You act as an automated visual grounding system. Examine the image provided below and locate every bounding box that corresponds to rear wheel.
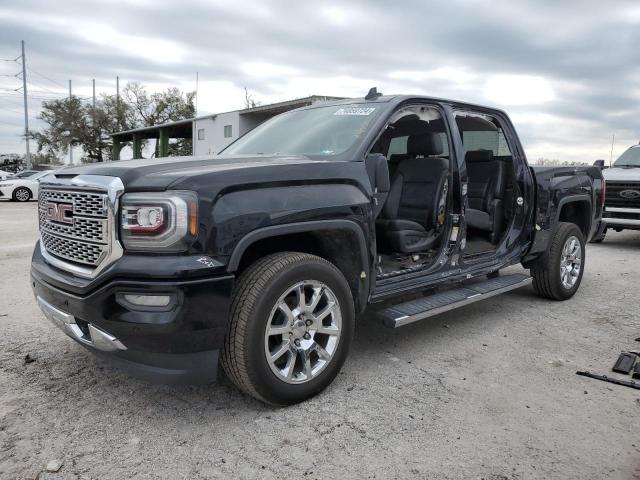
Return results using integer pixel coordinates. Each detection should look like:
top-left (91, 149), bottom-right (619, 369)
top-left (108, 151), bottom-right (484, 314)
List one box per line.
top-left (221, 252), bottom-right (354, 405)
top-left (13, 187), bottom-right (31, 202)
top-left (531, 222), bottom-right (585, 300)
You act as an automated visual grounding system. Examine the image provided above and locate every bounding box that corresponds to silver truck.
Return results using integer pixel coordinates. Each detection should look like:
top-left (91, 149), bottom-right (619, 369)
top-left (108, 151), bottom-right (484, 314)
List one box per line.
top-left (592, 143), bottom-right (640, 242)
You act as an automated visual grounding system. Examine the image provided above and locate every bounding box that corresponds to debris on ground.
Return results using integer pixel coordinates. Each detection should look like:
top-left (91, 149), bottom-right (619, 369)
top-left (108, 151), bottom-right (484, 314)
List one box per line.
top-left (46, 459), bottom-right (63, 472)
top-left (548, 359), bottom-right (564, 367)
top-left (576, 371), bottom-right (640, 391)
top-left (23, 354), bottom-right (36, 365)
top-left (612, 352), bottom-right (637, 374)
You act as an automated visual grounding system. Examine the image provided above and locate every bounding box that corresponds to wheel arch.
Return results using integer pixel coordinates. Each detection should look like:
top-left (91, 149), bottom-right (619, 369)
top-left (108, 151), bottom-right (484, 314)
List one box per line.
top-left (556, 195), bottom-right (591, 238)
top-left (13, 185), bottom-right (33, 201)
top-left (227, 220), bottom-right (371, 313)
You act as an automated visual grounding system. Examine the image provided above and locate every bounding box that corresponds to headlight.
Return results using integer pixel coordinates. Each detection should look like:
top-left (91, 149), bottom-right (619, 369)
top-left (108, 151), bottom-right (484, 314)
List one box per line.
top-left (120, 191), bottom-right (198, 251)
top-left (0, 183), bottom-right (14, 187)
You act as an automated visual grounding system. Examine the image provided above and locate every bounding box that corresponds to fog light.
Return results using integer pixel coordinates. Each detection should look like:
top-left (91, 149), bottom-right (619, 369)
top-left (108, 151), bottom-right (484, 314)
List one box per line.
top-left (123, 294), bottom-right (172, 307)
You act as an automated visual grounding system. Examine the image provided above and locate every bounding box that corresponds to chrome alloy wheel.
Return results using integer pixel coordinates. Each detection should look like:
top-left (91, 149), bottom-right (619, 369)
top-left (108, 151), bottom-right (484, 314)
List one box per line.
top-left (560, 235), bottom-right (582, 289)
top-left (15, 188), bottom-right (30, 202)
top-left (264, 281), bottom-right (342, 384)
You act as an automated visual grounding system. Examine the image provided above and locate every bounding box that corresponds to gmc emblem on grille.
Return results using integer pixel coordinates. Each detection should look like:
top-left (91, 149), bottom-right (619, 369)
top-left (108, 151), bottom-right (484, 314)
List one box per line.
top-left (46, 202), bottom-right (73, 225)
top-left (619, 189), bottom-right (640, 200)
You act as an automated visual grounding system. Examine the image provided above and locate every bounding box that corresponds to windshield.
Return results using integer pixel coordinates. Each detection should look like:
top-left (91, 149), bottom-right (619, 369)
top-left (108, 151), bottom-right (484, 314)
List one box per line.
top-left (32, 171), bottom-right (53, 180)
top-left (613, 146), bottom-right (640, 167)
top-left (13, 170), bottom-right (37, 178)
top-left (221, 104), bottom-right (381, 158)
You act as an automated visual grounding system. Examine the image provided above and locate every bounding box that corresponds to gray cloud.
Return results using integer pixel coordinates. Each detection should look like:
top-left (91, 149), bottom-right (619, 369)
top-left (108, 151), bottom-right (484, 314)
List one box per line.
top-left (0, 0), bottom-right (638, 161)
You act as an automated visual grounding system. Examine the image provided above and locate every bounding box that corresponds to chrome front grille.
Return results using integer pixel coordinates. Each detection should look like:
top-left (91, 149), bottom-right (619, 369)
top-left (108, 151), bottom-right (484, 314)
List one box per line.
top-left (37, 176), bottom-right (124, 278)
top-left (38, 188), bottom-right (109, 267)
top-left (39, 189), bottom-right (107, 217)
top-left (38, 207), bottom-right (108, 243)
top-left (41, 231), bottom-right (106, 265)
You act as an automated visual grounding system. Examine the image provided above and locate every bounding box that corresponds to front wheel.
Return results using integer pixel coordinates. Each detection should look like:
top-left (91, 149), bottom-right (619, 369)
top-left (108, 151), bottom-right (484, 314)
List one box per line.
top-left (531, 222), bottom-right (585, 300)
top-left (13, 187), bottom-right (31, 202)
top-left (220, 252), bottom-right (355, 405)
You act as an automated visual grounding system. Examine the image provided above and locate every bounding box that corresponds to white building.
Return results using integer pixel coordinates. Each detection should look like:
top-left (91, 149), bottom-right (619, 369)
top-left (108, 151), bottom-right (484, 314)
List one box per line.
top-left (111, 95), bottom-right (342, 160)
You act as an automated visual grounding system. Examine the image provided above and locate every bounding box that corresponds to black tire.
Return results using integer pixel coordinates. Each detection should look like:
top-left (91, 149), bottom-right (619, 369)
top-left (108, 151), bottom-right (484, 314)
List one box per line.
top-left (531, 222), bottom-right (585, 300)
top-left (12, 187), bottom-right (31, 202)
top-left (589, 222), bottom-right (607, 243)
top-left (220, 252), bottom-right (355, 406)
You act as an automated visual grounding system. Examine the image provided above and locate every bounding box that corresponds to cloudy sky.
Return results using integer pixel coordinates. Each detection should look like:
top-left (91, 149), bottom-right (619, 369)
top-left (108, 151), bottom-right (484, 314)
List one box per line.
top-left (0, 0), bottom-right (638, 163)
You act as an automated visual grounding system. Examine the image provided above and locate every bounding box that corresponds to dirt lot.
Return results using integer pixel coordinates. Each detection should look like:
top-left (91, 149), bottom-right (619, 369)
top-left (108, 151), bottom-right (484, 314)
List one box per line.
top-left (0, 200), bottom-right (638, 479)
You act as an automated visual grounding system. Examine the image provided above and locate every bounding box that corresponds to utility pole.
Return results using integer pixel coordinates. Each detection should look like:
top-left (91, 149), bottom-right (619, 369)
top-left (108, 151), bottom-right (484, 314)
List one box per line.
top-left (68, 79), bottom-right (73, 165)
top-left (195, 71), bottom-right (199, 117)
top-left (610, 133), bottom-right (615, 167)
top-left (92, 78), bottom-right (96, 113)
top-left (20, 41), bottom-right (31, 169)
top-left (116, 75), bottom-right (120, 129)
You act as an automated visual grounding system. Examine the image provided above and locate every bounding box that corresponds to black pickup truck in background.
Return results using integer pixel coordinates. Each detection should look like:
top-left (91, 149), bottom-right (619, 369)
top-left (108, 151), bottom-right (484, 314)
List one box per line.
top-left (31, 90), bottom-right (603, 405)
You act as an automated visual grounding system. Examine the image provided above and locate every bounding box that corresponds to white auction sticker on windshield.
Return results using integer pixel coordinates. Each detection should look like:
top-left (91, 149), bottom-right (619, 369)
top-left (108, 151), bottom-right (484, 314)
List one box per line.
top-left (334, 107), bottom-right (376, 116)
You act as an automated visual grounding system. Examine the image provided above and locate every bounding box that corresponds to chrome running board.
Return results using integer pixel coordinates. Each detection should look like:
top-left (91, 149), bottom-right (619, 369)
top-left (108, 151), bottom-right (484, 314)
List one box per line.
top-left (377, 273), bottom-right (532, 328)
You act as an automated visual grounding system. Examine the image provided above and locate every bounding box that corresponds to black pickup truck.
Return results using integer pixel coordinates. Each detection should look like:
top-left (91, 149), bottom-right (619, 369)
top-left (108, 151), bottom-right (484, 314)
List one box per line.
top-left (31, 91), bottom-right (603, 405)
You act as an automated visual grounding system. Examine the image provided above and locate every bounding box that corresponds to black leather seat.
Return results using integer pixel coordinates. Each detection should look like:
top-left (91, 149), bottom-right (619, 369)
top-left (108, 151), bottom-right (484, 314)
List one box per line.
top-left (465, 150), bottom-right (506, 242)
top-left (376, 133), bottom-right (449, 253)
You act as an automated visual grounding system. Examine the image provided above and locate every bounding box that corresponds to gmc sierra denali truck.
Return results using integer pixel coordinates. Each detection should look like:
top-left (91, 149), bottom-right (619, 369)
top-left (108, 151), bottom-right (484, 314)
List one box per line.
top-left (31, 91), bottom-right (603, 405)
top-left (591, 143), bottom-right (640, 242)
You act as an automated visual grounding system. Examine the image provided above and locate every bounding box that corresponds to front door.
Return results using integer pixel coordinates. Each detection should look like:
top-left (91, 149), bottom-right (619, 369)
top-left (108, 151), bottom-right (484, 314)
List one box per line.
top-left (368, 104), bottom-right (456, 278)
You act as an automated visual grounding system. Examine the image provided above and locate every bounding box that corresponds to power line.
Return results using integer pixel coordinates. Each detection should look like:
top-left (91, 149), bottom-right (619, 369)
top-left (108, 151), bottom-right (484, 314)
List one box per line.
top-left (0, 96), bottom-right (23, 105)
top-left (0, 119), bottom-right (22, 126)
top-left (0, 106), bottom-right (24, 115)
top-left (26, 79), bottom-right (62, 95)
top-left (26, 66), bottom-right (66, 88)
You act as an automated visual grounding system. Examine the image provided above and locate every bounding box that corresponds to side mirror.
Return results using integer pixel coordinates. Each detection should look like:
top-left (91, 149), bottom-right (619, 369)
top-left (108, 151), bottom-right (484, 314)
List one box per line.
top-left (593, 159), bottom-right (607, 170)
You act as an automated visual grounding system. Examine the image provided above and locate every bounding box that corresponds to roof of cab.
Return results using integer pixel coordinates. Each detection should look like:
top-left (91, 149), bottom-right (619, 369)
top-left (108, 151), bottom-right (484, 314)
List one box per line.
top-left (298, 93), bottom-right (508, 117)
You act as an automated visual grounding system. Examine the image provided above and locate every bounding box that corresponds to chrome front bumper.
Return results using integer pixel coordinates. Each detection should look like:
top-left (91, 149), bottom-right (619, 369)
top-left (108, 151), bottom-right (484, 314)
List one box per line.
top-left (37, 296), bottom-right (127, 352)
top-left (602, 207), bottom-right (640, 226)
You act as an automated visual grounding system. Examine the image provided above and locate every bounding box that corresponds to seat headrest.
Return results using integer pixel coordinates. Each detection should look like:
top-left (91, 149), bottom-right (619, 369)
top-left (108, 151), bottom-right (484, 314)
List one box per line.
top-left (407, 133), bottom-right (443, 157)
top-left (465, 150), bottom-right (494, 163)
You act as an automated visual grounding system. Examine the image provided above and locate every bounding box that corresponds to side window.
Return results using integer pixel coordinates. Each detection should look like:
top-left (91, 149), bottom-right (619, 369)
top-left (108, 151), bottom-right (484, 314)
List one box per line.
top-left (371, 105), bottom-right (451, 161)
top-left (455, 112), bottom-right (513, 157)
top-left (461, 129), bottom-right (511, 156)
top-left (387, 136), bottom-right (408, 156)
top-left (224, 125), bottom-right (233, 138)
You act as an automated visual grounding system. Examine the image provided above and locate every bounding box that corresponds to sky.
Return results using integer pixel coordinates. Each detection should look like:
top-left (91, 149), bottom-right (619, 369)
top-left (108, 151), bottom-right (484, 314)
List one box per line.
top-left (0, 0), bottom-right (638, 164)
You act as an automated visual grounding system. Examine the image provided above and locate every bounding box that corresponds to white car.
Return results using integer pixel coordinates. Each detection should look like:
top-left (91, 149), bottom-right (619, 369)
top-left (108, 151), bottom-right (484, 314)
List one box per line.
top-left (0, 170), bottom-right (13, 180)
top-left (0, 170), bottom-right (55, 202)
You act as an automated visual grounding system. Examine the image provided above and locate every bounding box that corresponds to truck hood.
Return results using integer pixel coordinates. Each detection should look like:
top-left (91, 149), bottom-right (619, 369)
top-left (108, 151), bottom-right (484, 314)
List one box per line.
top-left (602, 167), bottom-right (640, 182)
top-left (53, 154), bottom-right (323, 190)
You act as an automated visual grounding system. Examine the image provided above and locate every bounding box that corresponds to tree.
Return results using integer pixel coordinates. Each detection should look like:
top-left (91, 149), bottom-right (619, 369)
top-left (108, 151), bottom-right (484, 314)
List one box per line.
top-left (122, 82), bottom-right (195, 157)
top-left (32, 153), bottom-right (62, 168)
top-left (31, 94), bottom-right (135, 163)
top-left (32, 82), bottom-right (195, 162)
top-left (244, 87), bottom-right (260, 109)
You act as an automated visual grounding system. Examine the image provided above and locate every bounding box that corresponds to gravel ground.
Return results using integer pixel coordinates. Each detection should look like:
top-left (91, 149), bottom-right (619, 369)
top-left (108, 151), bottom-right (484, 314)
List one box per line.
top-left (1, 201), bottom-right (639, 479)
